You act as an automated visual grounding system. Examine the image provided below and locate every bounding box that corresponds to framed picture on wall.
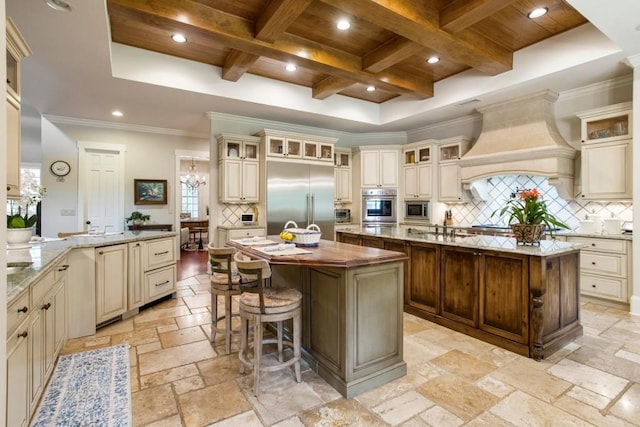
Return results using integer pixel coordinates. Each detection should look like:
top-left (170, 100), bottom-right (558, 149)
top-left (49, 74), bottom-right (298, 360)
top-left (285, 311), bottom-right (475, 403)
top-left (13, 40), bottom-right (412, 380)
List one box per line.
top-left (134, 179), bottom-right (167, 205)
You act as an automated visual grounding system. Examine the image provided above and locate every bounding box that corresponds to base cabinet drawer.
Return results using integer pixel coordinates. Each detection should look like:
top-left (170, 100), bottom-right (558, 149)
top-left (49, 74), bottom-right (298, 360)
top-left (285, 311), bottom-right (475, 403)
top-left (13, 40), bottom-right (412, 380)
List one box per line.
top-left (580, 252), bottom-right (625, 276)
top-left (144, 238), bottom-right (176, 271)
top-left (8, 292), bottom-right (30, 338)
top-left (145, 264), bottom-right (177, 302)
top-left (580, 273), bottom-right (627, 301)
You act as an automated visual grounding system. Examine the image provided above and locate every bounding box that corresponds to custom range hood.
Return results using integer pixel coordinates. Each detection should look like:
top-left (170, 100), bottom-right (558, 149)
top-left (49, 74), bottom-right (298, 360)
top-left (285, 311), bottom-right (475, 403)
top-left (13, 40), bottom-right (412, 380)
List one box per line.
top-left (459, 90), bottom-right (577, 199)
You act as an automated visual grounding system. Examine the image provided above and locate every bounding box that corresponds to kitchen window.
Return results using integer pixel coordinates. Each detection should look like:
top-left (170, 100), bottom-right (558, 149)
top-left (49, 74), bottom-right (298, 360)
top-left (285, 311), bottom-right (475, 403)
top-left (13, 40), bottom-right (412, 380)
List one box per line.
top-left (180, 183), bottom-right (199, 218)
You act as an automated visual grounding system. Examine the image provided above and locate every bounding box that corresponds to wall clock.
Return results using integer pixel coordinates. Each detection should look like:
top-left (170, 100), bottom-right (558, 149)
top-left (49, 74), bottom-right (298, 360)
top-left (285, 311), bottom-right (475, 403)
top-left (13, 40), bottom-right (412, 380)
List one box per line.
top-left (50, 160), bottom-right (71, 181)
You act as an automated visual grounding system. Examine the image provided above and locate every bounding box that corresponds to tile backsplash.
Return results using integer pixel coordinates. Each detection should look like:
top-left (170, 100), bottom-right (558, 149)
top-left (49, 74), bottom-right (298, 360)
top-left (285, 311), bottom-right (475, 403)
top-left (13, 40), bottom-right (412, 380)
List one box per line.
top-left (449, 175), bottom-right (632, 230)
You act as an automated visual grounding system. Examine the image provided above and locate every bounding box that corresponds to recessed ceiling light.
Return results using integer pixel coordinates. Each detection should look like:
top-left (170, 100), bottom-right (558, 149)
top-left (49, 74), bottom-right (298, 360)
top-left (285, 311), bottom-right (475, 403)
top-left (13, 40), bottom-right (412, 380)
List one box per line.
top-left (527, 7), bottom-right (548, 19)
top-left (44, 0), bottom-right (72, 12)
top-left (171, 33), bottom-right (188, 43)
top-left (427, 56), bottom-right (440, 64)
top-left (337, 19), bottom-right (351, 30)
top-left (112, 110), bottom-right (123, 117)
top-left (366, 86), bottom-right (376, 92)
top-left (285, 64), bottom-right (297, 72)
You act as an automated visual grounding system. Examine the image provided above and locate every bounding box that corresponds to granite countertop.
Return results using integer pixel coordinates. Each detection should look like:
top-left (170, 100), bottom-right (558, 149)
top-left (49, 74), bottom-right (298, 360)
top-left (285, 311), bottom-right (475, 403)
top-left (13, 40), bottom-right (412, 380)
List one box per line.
top-left (216, 224), bottom-right (265, 230)
top-left (338, 227), bottom-right (583, 257)
top-left (6, 230), bottom-right (176, 305)
top-left (554, 230), bottom-right (632, 241)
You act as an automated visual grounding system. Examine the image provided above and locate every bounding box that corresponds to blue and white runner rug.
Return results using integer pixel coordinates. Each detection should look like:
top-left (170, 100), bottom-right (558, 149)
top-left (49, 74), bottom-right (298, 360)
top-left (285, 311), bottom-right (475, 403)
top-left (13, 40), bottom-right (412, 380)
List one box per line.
top-left (31, 344), bottom-right (131, 427)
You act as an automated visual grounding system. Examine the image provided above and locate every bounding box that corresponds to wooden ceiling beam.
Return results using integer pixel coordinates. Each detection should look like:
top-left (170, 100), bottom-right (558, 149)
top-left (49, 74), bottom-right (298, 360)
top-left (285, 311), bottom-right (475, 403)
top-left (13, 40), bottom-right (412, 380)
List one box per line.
top-left (221, 49), bottom-right (260, 81)
top-left (440, 0), bottom-right (519, 33)
top-left (363, 36), bottom-right (424, 73)
top-left (319, 0), bottom-right (512, 75)
top-left (224, 0), bottom-right (312, 81)
top-left (109, 0), bottom-right (434, 97)
top-left (255, 0), bottom-right (314, 43)
top-left (312, 76), bottom-right (354, 99)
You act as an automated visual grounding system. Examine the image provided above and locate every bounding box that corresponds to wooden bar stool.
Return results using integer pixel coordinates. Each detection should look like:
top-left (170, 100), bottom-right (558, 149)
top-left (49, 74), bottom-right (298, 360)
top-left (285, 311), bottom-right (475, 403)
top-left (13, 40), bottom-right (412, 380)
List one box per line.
top-left (234, 252), bottom-right (302, 396)
top-left (208, 246), bottom-right (241, 354)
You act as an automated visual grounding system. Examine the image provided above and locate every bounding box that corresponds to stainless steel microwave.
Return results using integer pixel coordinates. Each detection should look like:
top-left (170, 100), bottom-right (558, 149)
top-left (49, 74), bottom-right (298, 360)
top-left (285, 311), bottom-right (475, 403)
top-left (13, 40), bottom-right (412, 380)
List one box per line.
top-left (335, 208), bottom-right (351, 223)
top-left (404, 200), bottom-right (429, 221)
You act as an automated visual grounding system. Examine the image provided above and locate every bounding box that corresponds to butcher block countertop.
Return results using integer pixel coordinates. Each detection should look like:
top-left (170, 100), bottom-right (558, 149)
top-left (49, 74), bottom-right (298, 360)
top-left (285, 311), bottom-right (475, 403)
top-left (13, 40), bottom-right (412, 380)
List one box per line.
top-left (226, 238), bottom-right (407, 268)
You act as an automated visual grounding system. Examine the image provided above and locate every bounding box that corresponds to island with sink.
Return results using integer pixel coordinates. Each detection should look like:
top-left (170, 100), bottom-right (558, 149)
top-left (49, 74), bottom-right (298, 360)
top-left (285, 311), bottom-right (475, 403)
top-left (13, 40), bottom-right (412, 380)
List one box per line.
top-left (336, 227), bottom-right (583, 361)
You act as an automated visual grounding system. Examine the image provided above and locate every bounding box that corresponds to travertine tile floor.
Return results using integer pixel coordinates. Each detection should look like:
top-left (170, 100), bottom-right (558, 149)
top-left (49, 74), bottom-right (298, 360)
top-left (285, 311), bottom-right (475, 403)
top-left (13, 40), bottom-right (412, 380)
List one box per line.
top-left (61, 274), bottom-right (640, 426)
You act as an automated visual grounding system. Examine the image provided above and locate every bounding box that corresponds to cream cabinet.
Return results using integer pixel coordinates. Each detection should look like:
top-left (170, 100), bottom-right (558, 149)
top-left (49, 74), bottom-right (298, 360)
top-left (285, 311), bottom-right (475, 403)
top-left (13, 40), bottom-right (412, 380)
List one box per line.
top-left (258, 129), bottom-right (337, 164)
top-left (334, 149), bottom-right (352, 202)
top-left (6, 18), bottom-right (32, 198)
top-left (128, 241), bottom-right (144, 310)
top-left (7, 316), bottom-right (29, 427)
top-left (437, 137), bottom-right (471, 202)
top-left (566, 236), bottom-right (631, 304)
top-left (96, 244), bottom-right (128, 324)
top-left (216, 227), bottom-right (266, 246)
top-left (361, 149), bottom-right (399, 188)
top-left (6, 257), bottom-right (68, 427)
top-left (303, 140), bottom-right (334, 162)
top-left (403, 144), bottom-right (432, 199)
top-left (335, 167), bottom-right (352, 202)
top-left (218, 134), bottom-right (260, 203)
top-left (576, 103), bottom-right (632, 200)
top-left (142, 237), bottom-right (177, 303)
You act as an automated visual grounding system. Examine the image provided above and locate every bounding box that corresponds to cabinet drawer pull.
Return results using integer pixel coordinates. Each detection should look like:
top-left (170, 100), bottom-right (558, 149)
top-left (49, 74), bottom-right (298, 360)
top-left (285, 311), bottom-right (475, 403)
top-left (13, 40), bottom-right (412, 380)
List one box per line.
top-left (18, 331), bottom-right (28, 338)
top-left (17, 306), bottom-right (28, 313)
top-left (154, 251), bottom-right (169, 256)
top-left (58, 264), bottom-right (69, 271)
top-left (592, 284), bottom-right (596, 288)
top-left (591, 262), bottom-right (596, 265)
top-left (42, 303), bottom-right (52, 310)
top-left (591, 243), bottom-right (596, 247)
top-left (155, 280), bottom-right (170, 287)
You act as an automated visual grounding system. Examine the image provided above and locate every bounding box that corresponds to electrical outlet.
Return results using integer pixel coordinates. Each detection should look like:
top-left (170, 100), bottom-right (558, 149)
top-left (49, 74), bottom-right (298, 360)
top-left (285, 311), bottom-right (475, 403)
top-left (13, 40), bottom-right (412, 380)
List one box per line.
top-left (60, 209), bottom-right (75, 216)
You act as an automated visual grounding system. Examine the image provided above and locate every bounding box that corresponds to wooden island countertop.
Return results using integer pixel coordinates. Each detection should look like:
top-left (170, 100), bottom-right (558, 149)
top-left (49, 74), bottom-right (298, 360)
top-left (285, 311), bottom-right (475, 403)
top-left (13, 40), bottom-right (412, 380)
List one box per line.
top-left (226, 238), bottom-right (407, 268)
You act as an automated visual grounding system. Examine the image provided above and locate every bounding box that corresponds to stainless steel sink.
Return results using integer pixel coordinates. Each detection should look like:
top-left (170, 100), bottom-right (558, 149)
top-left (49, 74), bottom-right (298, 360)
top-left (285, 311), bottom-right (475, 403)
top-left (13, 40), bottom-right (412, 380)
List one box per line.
top-left (7, 261), bottom-right (33, 275)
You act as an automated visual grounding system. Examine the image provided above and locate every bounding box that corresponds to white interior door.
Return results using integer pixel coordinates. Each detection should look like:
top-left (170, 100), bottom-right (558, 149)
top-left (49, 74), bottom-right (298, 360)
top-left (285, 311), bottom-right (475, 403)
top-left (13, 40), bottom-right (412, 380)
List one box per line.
top-left (78, 142), bottom-right (126, 232)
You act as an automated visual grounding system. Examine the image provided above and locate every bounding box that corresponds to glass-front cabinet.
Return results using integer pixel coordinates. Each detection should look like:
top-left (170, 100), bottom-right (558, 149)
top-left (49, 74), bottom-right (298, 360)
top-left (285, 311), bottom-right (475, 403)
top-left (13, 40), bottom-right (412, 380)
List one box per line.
top-left (334, 151), bottom-right (350, 167)
top-left (403, 146), bottom-right (430, 165)
top-left (578, 103), bottom-right (632, 144)
top-left (218, 137), bottom-right (258, 161)
top-left (304, 141), bottom-right (333, 162)
top-left (266, 136), bottom-right (302, 158)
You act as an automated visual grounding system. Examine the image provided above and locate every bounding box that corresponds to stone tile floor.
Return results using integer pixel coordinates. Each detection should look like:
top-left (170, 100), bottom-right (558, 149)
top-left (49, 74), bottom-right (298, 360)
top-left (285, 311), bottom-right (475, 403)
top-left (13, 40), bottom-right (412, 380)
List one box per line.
top-left (61, 274), bottom-right (640, 426)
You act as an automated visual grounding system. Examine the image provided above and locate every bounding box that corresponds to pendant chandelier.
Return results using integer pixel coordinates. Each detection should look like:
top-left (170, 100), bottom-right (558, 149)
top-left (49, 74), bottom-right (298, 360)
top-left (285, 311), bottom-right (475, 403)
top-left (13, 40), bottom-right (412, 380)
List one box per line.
top-left (181, 159), bottom-right (207, 189)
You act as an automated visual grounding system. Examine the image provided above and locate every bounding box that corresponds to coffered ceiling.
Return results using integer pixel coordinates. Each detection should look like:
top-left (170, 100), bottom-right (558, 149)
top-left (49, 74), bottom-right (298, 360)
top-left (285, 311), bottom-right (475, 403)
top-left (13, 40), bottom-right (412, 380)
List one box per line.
top-left (107, 0), bottom-right (587, 104)
top-left (5, 0), bottom-right (639, 135)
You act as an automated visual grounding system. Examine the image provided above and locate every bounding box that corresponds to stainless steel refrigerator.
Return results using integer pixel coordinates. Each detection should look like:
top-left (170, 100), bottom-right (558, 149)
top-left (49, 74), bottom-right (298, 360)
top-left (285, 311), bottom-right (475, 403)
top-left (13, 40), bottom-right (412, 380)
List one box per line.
top-left (267, 161), bottom-right (334, 238)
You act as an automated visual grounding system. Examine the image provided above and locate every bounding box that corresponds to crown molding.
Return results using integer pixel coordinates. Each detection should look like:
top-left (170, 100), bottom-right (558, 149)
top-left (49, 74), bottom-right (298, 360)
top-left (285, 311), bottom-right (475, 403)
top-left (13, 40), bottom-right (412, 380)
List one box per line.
top-left (406, 114), bottom-right (481, 139)
top-left (557, 74), bottom-right (632, 101)
top-left (43, 115), bottom-right (208, 139)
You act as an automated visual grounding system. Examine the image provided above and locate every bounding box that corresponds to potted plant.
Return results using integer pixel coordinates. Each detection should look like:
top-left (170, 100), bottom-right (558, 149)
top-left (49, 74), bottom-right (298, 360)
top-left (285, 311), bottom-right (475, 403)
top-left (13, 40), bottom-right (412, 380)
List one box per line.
top-left (7, 185), bottom-right (47, 244)
top-left (492, 188), bottom-right (569, 244)
top-left (125, 211), bottom-right (151, 226)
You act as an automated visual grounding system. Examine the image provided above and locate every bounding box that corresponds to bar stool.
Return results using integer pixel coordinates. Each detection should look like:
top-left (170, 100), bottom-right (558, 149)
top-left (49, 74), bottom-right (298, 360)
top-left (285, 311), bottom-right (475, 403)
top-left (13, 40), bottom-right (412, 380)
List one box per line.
top-left (234, 252), bottom-right (302, 396)
top-left (208, 246), bottom-right (241, 354)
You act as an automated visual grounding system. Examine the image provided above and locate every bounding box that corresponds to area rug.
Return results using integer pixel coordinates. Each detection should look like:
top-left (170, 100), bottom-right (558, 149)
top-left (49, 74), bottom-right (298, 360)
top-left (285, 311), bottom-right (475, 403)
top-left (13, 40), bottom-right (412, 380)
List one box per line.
top-left (30, 344), bottom-right (131, 427)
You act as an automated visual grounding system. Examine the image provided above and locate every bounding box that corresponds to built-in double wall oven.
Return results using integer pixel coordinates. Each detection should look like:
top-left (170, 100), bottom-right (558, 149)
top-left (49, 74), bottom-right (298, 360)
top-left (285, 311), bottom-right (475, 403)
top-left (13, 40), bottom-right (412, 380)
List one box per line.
top-left (362, 188), bottom-right (397, 225)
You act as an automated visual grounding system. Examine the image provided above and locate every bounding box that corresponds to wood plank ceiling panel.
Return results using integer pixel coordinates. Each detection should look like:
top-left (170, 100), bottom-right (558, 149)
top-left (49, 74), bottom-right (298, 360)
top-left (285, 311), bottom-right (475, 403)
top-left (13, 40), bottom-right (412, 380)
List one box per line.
top-left (106, 0), bottom-right (589, 104)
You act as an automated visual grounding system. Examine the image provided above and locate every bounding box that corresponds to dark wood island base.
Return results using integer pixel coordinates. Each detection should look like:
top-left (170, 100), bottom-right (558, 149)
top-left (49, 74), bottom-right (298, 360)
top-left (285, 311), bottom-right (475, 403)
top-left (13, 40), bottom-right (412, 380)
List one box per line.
top-left (227, 239), bottom-right (408, 398)
top-left (337, 230), bottom-right (584, 361)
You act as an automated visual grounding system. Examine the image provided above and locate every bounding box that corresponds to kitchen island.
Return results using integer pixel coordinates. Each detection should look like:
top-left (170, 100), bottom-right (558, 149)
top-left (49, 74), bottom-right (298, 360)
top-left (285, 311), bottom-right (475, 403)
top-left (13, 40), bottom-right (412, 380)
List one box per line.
top-left (336, 228), bottom-right (583, 361)
top-left (227, 239), bottom-right (407, 398)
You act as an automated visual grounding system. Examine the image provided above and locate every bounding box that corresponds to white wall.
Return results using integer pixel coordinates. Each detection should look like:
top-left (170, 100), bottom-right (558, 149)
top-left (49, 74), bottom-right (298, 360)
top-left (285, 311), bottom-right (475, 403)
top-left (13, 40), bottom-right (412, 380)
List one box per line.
top-left (40, 117), bottom-right (208, 237)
